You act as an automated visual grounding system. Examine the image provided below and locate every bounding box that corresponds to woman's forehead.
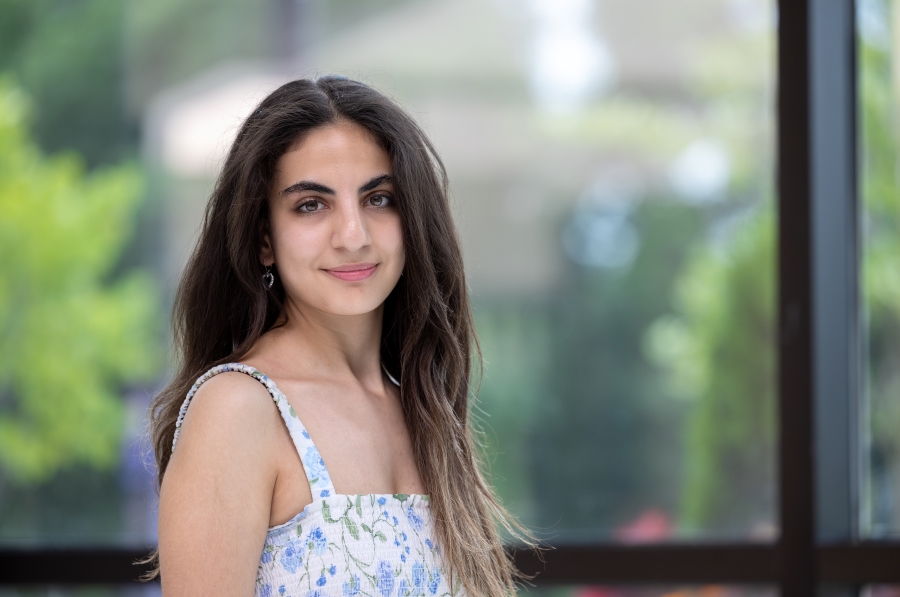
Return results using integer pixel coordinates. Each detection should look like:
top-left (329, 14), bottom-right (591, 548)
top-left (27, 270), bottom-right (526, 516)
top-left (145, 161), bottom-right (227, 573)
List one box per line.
top-left (274, 122), bottom-right (392, 190)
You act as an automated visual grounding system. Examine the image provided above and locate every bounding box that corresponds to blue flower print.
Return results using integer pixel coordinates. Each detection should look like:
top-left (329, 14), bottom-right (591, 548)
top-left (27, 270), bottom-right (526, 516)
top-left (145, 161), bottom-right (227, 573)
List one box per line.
top-left (302, 429), bottom-right (310, 439)
top-left (279, 585), bottom-right (286, 596)
top-left (383, 510), bottom-right (390, 519)
top-left (316, 574), bottom-right (327, 587)
top-left (260, 584), bottom-right (273, 597)
top-left (376, 560), bottom-right (395, 597)
top-left (412, 561), bottom-right (426, 592)
top-left (329, 565), bottom-right (336, 576)
top-left (428, 568), bottom-right (441, 595)
top-left (401, 532), bottom-right (408, 542)
top-left (302, 446), bottom-right (328, 485)
top-left (320, 489), bottom-right (330, 498)
top-left (394, 538), bottom-right (401, 547)
top-left (400, 553), bottom-right (406, 563)
top-left (307, 526), bottom-right (327, 555)
top-left (424, 538), bottom-right (433, 550)
top-left (405, 546), bottom-right (410, 554)
top-left (392, 516), bottom-right (399, 525)
top-left (398, 579), bottom-right (410, 597)
top-left (342, 574), bottom-right (361, 597)
top-left (261, 549), bottom-right (273, 564)
top-left (306, 591), bottom-right (325, 597)
top-left (279, 538), bottom-right (306, 574)
top-left (377, 496), bottom-right (387, 506)
top-left (405, 507), bottom-right (424, 532)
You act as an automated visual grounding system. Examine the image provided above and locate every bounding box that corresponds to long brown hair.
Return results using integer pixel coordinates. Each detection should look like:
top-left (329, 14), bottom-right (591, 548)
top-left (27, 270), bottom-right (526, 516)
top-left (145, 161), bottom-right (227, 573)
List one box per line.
top-left (147, 76), bottom-right (533, 595)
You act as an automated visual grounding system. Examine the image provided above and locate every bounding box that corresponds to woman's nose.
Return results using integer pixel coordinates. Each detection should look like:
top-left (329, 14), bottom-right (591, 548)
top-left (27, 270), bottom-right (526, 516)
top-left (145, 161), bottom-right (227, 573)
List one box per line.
top-left (332, 200), bottom-right (371, 252)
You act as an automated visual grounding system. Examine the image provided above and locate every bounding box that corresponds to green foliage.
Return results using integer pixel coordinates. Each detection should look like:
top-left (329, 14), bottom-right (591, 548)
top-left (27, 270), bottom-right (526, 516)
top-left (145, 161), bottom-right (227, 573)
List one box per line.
top-left (859, 3), bottom-right (900, 530)
top-left (476, 201), bottom-right (701, 538)
top-left (0, 80), bottom-right (159, 483)
top-left (0, 0), bottom-right (135, 167)
top-left (124, 0), bottom-right (270, 113)
top-left (473, 303), bottom-right (552, 530)
top-left (647, 212), bottom-right (775, 533)
top-left (122, 0), bottom-right (417, 116)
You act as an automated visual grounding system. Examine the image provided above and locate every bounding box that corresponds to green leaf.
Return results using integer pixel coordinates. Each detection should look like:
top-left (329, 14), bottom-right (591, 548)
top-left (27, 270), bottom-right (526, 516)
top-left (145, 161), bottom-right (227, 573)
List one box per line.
top-left (374, 531), bottom-right (387, 542)
top-left (322, 501), bottom-right (337, 523)
top-left (344, 517), bottom-right (359, 540)
top-left (361, 524), bottom-right (372, 534)
top-left (393, 493), bottom-right (408, 502)
top-left (355, 495), bottom-right (362, 517)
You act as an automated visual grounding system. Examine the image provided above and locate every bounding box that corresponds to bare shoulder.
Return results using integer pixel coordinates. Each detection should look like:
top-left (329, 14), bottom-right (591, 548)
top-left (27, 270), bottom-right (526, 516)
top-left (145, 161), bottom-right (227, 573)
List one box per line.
top-left (167, 370), bottom-right (283, 477)
top-left (179, 371), bottom-right (278, 437)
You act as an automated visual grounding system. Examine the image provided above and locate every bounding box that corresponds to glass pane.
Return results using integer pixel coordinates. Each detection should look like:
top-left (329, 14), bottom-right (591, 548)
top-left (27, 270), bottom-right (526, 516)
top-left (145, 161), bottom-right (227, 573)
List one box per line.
top-left (860, 0), bottom-right (900, 538)
top-left (0, 0), bottom-right (776, 547)
top-left (148, 0), bottom-right (777, 542)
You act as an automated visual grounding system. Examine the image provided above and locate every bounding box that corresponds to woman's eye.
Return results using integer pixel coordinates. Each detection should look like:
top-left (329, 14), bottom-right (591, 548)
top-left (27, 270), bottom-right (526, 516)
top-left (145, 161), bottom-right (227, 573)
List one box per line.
top-left (297, 199), bottom-right (324, 213)
top-left (368, 194), bottom-right (391, 207)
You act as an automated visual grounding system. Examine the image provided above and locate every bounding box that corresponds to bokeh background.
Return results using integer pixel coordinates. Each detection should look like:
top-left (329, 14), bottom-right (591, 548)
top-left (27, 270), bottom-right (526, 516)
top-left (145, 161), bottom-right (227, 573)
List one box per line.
top-left (0, 0), bottom-right (898, 594)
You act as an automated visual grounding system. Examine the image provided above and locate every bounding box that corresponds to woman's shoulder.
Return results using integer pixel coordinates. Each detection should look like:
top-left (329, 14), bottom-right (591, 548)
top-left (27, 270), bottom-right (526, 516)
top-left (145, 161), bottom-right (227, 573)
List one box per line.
top-left (174, 367), bottom-right (282, 454)
top-left (191, 367), bottom-right (274, 408)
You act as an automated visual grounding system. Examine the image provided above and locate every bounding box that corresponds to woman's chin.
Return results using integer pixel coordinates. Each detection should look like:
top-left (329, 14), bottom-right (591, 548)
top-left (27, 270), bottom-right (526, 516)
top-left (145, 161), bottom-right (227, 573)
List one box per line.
top-left (300, 296), bottom-right (388, 318)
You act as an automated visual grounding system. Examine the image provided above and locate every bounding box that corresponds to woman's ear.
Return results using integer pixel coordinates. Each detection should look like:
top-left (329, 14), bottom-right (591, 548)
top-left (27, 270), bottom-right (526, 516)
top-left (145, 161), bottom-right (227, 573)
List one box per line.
top-left (260, 231), bottom-right (275, 267)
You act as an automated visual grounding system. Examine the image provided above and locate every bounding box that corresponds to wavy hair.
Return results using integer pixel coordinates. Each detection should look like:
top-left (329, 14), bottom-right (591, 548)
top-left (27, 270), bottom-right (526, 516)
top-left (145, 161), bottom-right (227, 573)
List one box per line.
top-left (146, 76), bottom-right (533, 596)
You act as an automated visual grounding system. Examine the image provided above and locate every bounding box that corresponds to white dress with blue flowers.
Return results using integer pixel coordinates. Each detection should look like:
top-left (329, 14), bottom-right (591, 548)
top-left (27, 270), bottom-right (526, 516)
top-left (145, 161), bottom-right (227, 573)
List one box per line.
top-left (172, 363), bottom-right (460, 597)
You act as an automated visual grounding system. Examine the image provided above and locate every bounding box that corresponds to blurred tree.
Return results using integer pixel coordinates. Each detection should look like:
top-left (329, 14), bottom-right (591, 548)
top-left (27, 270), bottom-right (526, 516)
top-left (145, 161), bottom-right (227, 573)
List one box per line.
top-left (476, 201), bottom-right (701, 539)
top-left (0, 80), bottom-right (159, 483)
top-left (473, 303), bottom-right (552, 532)
top-left (124, 0), bottom-right (271, 115)
top-left (122, 0), bottom-right (419, 116)
top-left (531, 202), bottom-right (701, 537)
top-left (0, 0), bottom-right (135, 168)
top-left (646, 211), bottom-right (775, 535)
top-left (859, 0), bottom-right (900, 532)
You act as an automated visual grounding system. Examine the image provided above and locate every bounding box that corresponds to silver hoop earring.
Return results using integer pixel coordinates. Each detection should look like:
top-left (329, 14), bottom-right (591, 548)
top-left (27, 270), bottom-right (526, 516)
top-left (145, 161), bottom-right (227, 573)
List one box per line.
top-left (263, 265), bottom-right (275, 289)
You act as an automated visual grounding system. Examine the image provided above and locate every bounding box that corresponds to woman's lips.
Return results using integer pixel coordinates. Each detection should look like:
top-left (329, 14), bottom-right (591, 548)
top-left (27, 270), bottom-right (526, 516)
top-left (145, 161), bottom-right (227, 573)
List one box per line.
top-left (325, 263), bottom-right (377, 281)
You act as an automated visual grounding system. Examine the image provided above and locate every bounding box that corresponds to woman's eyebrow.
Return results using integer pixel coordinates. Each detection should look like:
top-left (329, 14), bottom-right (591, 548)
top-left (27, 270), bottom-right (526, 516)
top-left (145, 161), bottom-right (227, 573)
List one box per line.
top-left (359, 174), bottom-right (392, 193)
top-left (281, 180), bottom-right (335, 196)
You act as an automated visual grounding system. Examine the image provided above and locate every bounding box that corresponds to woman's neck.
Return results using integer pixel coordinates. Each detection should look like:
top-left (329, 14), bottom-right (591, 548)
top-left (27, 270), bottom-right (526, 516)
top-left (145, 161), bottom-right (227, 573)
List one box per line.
top-left (249, 299), bottom-right (386, 389)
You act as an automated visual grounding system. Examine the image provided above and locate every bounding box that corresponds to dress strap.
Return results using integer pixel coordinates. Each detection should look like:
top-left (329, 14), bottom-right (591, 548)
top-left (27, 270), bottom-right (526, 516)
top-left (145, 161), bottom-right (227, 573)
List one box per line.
top-left (171, 363), bottom-right (335, 497)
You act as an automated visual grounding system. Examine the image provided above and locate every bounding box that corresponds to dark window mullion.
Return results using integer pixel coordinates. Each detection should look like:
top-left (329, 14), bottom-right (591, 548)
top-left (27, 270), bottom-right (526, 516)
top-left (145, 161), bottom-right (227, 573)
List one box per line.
top-left (778, 0), bottom-right (817, 595)
top-left (779, 0), bottom-right (861, 596)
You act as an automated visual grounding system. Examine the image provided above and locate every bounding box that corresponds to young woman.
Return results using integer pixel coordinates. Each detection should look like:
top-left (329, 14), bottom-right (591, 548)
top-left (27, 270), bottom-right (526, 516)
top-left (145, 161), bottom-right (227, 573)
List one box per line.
top-left (148, 77), bottom-right (531, 597)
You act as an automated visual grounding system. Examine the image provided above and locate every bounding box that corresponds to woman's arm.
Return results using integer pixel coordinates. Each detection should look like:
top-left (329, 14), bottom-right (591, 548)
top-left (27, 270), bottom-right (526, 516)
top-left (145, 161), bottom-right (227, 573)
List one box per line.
top-left (158, 372), bottom-right (282, 597)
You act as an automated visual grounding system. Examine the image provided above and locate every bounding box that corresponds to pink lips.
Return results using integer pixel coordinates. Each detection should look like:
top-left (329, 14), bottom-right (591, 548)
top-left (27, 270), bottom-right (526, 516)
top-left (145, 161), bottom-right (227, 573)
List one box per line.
top-left (325, 263), bottom-right (377, 282)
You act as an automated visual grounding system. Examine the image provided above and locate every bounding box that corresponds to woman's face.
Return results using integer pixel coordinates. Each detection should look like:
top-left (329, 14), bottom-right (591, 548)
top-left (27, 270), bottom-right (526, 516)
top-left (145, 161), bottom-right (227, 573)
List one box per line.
top-left (262, 120), bottom-right (405, 318)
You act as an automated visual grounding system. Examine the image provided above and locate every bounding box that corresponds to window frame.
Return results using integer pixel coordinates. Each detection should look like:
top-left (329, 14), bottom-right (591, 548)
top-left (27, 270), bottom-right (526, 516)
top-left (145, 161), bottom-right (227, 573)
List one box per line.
top-left (3, 0), bottom-right (900, 593)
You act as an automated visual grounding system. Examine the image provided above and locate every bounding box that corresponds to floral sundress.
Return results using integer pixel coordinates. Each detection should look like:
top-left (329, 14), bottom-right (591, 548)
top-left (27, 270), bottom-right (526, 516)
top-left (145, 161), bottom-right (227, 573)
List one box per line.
top-left (172, 363), bottom-right (461, 597)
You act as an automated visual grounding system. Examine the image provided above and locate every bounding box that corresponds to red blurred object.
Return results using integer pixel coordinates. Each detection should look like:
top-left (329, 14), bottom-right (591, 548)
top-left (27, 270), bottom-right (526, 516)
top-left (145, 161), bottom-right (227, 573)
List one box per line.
top-left (615, 509), bottom-right (673, 543)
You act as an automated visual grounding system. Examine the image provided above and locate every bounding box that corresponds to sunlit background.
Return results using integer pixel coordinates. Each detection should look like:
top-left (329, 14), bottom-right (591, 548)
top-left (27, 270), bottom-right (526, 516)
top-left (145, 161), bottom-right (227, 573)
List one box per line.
top-left (0, 0), bottom-right (898, 595)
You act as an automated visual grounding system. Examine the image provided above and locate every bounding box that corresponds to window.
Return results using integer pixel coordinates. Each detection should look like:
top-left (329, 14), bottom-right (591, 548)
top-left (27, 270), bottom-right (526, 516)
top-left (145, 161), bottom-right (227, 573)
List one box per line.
top-left (1, 0), bottom-right (899, 594)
